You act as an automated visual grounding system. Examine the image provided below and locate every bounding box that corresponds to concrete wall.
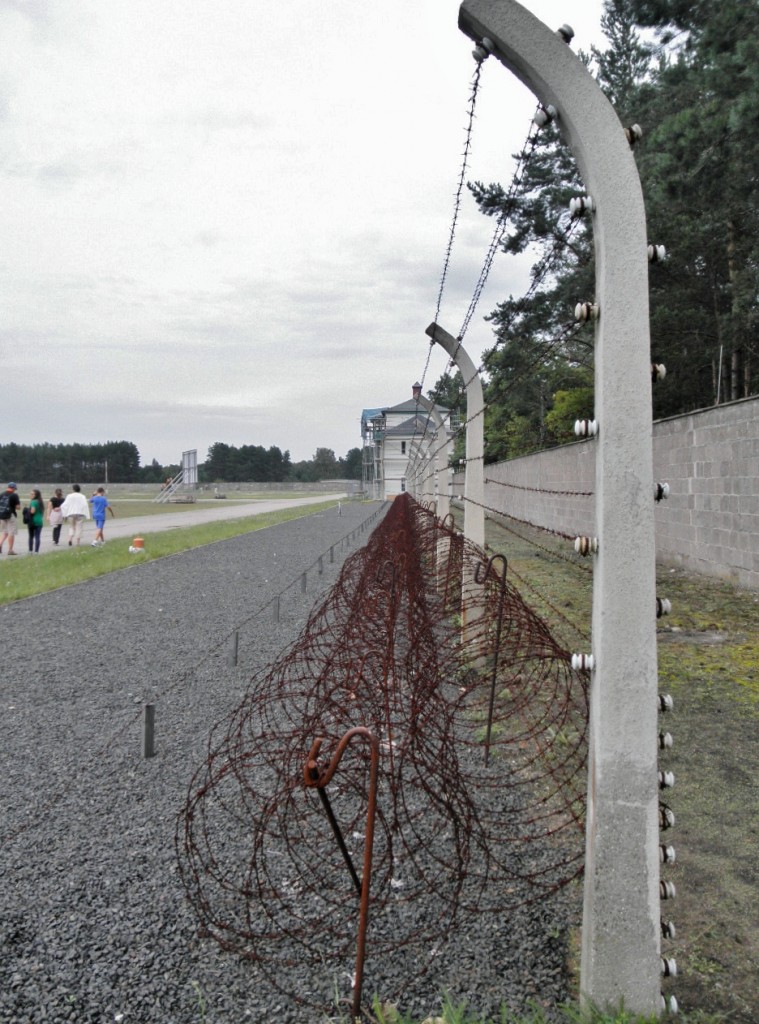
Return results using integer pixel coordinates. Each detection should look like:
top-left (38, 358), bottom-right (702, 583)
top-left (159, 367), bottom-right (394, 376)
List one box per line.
top-left (475, 396), bottom-right (759, 590)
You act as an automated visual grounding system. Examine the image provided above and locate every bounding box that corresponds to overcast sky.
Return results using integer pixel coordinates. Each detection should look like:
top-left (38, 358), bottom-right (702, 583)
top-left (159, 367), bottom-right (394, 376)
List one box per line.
top-left (2, 0), bottom-right (605, 467)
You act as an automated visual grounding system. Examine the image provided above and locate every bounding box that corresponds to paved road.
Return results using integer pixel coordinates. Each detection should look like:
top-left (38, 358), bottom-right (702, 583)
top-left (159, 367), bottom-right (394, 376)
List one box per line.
top-left (5, 493), bottom-right (347, 558)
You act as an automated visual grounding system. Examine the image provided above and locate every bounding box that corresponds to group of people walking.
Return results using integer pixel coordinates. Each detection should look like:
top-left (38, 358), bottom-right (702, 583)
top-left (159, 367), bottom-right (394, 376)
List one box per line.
top-left (0, 483), bottom-right (115, 556)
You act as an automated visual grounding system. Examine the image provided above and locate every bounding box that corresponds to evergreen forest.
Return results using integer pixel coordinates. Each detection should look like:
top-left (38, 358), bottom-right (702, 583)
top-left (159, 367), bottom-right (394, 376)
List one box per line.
top-left (0, 440), bottom-right (363, 485)
top-left (432, 0), bottom-right (759, 462)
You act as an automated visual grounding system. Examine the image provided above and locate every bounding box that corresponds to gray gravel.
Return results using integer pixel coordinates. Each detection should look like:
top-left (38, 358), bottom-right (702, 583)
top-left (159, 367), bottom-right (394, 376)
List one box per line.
top-left (0, 500), bottom-right (580, 1024)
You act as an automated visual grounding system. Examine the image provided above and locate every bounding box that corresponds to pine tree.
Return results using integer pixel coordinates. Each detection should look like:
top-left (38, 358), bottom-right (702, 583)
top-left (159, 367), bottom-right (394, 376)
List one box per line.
top-left (630, 0), bottom-right (759, 406)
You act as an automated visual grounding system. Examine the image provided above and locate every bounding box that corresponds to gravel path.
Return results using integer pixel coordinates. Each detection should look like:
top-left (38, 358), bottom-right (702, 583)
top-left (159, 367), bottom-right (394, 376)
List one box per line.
top-left (0, 500), bottom-right (580, 1024)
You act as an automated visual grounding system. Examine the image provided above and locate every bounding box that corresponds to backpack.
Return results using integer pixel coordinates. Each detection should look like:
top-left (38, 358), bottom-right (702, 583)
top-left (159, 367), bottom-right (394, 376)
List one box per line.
top-left (22, 506), bottom-right (32, 525)
top-left (0, 491), bottom-right (10, 520)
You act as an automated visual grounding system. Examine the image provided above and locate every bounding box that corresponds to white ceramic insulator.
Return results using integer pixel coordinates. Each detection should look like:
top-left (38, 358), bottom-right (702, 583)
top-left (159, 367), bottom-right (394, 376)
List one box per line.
top-left (659, 844), bottom-right (677, 864)
top-left (655, 482), bottom-right (671, 501)
top-left (571, 653), bottom-right (594, 672)
top-left (659, 770), bottom-right (676, 789)
top-left (648, 243), bottom-right (667, 262)
top-left (661, 957), bottom-right (678, 978)
top-left (574, 418), bottom-right (598, 438)
top-left (659, 693), bottom-right (674, 712)
top-left (533, 104), bottom-right (557, 128)
top-left (626, 123), bottom-right (643, 144)
top-left (660, 879), bottom-right (677, 900)
top-left (661, 919), bottom-right (677, 940)
top-left (657, 597), bottom-right (672, 618)
top-left (574, 536), bottom-right (598, 556)
top-left (575, 301), bottom-right (599, 322)
top-left (557, 23), bottom-right (574, 43)
top-left (663, 994), bottom-right (679, 1014)
top-left (472, 44), bottom-right (488, 62)
top-left (652, 362), bottom-right (667, 381)
top-left (659, 731), bottom-right (674, 750)
top-left (569, 195), bottom-right (595, 217)
top-left (660, 806), bottom-right (676, 829)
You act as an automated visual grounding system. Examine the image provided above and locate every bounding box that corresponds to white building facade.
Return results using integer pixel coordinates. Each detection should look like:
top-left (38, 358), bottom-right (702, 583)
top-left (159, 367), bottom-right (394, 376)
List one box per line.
top-left (361, 383), bottom-right (453, 500)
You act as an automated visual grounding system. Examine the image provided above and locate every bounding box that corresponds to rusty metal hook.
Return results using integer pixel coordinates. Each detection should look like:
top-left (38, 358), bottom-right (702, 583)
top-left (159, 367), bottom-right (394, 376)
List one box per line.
top-left (474, 552), bottom-right (507, 586)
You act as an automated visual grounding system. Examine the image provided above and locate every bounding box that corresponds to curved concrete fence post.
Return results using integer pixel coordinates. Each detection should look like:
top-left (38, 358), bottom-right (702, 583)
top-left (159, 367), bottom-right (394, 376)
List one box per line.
top-left (414, 392), bottom-right (454, 588)
top-left (458, 2), bottom-right (660, 1016)
top-left (407, 440), bottom-right (427, 500)
top-left (424, 323), bottom-right (485, 546)
top-left (406, 443), bottom-right (419, 498)
top-left (414, 393), bottom-right (453, 521)
top-left (425, 322), bottom-right (485, 646)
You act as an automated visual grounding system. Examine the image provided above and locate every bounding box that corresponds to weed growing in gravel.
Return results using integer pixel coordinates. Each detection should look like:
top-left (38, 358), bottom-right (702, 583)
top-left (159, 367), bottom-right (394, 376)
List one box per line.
top-left (190, 980), bottom-right (208, 1024)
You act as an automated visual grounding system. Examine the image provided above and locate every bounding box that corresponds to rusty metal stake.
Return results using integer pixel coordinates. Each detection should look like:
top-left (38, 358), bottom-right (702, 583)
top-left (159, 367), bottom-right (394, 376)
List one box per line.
top-left (143, 703), bottom-right (156, 758)
top-left (441, 513), bottom-right (457, 610)
top-left (304, 728), bottom-right (380, 1022)
top-left (475, 554), bottom-right (508, 766)
top-left (313, 786), bottom-right (362, 897)
top-left (228, 629), bottom-right (239, 667)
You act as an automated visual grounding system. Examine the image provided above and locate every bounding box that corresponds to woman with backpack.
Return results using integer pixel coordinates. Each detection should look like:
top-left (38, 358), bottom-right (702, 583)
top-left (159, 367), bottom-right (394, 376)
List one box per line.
top-left (26, 488), bottom-right (44, 553)
top-left (0, 482), bottom-right (21, 555)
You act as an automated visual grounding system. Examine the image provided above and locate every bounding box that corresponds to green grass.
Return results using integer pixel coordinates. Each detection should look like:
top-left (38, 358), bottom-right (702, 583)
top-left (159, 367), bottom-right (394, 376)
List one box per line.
top-left (326, 995), bottom-right (695, 1023)
top-left (104, 493), bottom-right (343, 518)
top-left (0, 499), bottom-right (341, 605)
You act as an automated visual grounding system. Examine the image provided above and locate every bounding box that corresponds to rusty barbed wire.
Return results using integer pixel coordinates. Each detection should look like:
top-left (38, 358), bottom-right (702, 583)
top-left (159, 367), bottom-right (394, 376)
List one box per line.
top-left (485, 476), bottom-right (593, 498)
top-left (177, 494), bottom-right (588, 1017)
top-left (421, 63), bottom-right (485, 396)
top-left (458, 493), bottom-right (592, 549)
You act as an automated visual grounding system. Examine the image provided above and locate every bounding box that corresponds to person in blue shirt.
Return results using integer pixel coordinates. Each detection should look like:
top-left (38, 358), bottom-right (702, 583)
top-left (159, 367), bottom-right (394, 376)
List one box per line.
top-left (89, 487), bottom-right (115, 546)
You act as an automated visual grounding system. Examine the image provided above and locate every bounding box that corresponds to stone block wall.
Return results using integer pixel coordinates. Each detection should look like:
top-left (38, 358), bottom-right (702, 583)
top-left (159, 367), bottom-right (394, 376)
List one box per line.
top-left (474, 396), bottom-right (759, 590)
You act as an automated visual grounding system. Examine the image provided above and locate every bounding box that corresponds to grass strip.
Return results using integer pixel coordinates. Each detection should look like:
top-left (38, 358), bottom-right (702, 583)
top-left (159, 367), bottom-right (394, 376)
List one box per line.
top-left (0, 500), bottom-right (340, 606)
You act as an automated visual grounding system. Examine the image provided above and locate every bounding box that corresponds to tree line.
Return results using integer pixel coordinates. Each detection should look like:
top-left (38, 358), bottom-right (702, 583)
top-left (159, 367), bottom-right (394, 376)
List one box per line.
top-left (431, 0), bottom-right (759, 462)
top-left (0, 441), bottom-right (363, 484)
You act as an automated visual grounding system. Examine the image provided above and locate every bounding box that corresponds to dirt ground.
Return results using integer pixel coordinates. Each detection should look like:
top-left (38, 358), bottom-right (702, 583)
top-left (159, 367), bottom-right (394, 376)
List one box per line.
top-left (483, 514), bottom-right (759, 1023)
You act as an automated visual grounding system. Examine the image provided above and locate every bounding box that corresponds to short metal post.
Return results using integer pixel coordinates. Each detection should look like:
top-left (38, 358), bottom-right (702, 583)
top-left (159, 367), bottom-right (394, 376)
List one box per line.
top-left (300, 571), bottom-right (307, 593)
top-left (143, 703), bottom-right (155, 758)
top-left (318, 555), bottom-right (324, 575)
top-left (228, 630), bottom-right (239, 667)
top-left (273, 595), bottom-right (280, 623)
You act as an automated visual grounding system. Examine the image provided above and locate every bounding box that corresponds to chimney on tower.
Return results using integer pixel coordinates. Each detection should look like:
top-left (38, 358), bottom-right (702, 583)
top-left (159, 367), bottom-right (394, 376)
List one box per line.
top-left (412, 381), bottom-right (422, 400)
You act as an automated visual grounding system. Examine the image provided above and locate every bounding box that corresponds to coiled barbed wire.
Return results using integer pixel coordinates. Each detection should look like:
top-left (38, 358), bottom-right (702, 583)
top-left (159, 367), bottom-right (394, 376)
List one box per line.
top-left (177, 494), bottom-right (588, 1016)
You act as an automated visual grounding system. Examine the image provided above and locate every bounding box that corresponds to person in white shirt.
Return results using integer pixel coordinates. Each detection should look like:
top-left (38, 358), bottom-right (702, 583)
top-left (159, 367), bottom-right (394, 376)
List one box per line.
top-left (60, 484), bottom-right (90, 547)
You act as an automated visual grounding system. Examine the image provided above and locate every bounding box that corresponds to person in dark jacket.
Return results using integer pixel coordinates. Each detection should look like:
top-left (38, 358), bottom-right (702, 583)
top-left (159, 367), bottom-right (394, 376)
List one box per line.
top-left (0, 482), bottom-right (21, 556)
top-left (47, 488), bottom-right (65, 545)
